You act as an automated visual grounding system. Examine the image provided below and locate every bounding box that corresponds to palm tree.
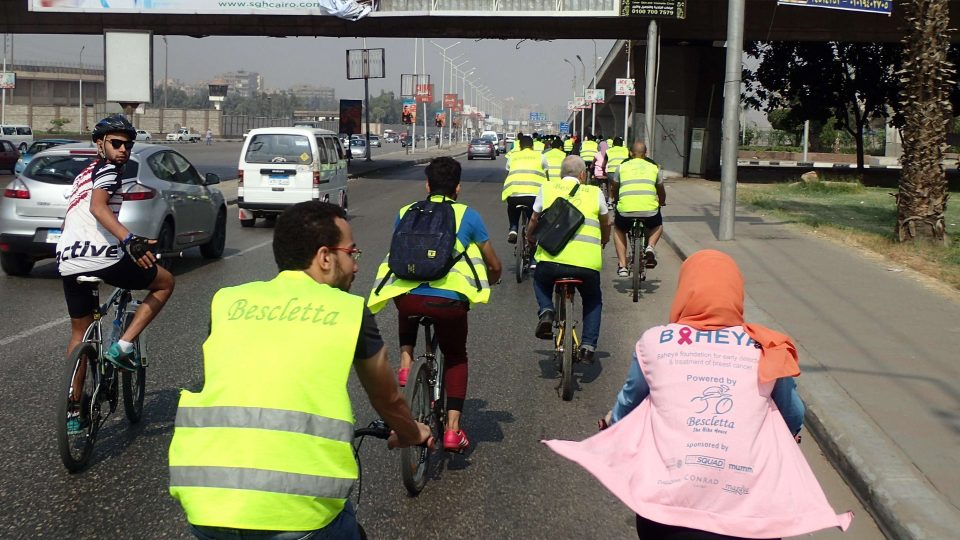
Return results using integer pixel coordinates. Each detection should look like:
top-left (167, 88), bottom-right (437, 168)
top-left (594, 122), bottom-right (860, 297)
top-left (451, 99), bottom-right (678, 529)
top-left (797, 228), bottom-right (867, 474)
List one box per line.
top-left (897, 0), bottom-right (953, 245)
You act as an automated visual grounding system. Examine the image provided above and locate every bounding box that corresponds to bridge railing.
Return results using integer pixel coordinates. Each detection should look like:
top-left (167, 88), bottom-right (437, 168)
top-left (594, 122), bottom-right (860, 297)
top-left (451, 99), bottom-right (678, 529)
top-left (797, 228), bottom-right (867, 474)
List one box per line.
top-left (376, 0), bottom-right (619, 15)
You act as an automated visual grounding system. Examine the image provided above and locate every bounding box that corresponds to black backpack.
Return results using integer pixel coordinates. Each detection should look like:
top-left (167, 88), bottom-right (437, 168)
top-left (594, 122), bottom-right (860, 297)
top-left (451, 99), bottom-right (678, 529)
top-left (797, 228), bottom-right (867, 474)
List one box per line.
top-left (375, 197), bottom-right (480, 294)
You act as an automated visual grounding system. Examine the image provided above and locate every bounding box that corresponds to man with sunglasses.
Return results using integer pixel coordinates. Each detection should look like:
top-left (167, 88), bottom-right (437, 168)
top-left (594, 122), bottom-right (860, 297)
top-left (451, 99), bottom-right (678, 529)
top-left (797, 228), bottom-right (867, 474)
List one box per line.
top-left (58, 115), bottom-right (175, 392)
top-left (170, 201), bottom-right (431, 539)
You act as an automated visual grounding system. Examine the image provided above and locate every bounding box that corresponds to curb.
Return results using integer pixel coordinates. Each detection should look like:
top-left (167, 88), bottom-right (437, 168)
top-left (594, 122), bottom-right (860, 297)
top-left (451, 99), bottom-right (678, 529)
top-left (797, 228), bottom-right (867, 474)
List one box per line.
top-left (661, 225), bottom-right (960, 540)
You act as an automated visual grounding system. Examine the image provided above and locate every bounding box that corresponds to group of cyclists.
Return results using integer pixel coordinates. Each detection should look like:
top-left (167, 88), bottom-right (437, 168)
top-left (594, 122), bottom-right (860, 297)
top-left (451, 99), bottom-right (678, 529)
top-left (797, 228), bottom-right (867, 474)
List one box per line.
top-left (56, 115), bottom-right (669, 538)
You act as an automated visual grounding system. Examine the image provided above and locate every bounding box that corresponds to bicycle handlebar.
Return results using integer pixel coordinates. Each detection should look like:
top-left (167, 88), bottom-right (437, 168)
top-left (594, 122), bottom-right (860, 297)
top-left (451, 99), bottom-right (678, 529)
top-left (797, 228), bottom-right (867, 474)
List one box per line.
top-left (354, 420), bottom-right (390, 440)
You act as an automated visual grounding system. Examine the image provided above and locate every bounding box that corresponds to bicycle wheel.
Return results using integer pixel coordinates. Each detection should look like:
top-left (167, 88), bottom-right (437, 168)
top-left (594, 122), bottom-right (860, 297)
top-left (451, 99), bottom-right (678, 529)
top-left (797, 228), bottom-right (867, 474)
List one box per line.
top-left (631, 228), bottom-right (642, 303)
top-left (515, 213), bottom-right (527, 283)
top-left (56, 343), bottom-right (98, 472)
top-left (400, 357), bottom-right (434, 495)
top-left (559, 291), bottom-right (575, 401)
top-left (119, 308), bottom-right (146, 423)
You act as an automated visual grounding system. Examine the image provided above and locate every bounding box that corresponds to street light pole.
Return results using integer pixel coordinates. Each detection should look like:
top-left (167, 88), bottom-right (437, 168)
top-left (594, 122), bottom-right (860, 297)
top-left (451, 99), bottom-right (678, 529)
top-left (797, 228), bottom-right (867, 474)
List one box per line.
top-left (563, 59), bottom-right (576, 136)
top-left (79, 45), bottom-right (85, 133)
top-left (430, 41), bottom-right (460, 148)
top-left (590, 39), bottom-right (598, 135)
top-left (576, 55), bottom-right (586, 138)
top-left (163, 36), bottom-right (169, 134)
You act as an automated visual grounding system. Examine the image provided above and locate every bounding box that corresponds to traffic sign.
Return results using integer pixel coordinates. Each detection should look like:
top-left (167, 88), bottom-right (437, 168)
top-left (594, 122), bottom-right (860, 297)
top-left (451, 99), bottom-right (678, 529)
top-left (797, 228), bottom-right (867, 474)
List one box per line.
top-left (616, 78), bottom-right (636, 96)
top-left (559, 122), bottom-right (570, 135)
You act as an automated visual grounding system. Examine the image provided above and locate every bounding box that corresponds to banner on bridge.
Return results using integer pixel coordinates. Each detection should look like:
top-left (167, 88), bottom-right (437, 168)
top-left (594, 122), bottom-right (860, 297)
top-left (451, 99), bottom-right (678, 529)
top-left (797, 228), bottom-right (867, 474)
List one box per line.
top-left (29, 0), bottom-right (374, 20)
top-left (620, 0), bottom-right (686, 19)
top-left (777, 0), bottom-right (892, 15)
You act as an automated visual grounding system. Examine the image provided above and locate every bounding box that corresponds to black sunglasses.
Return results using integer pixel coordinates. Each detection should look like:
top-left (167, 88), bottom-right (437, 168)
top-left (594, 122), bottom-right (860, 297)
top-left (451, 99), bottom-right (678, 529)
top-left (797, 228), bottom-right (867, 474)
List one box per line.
top-left (106, 139), bottom-right (135, 150)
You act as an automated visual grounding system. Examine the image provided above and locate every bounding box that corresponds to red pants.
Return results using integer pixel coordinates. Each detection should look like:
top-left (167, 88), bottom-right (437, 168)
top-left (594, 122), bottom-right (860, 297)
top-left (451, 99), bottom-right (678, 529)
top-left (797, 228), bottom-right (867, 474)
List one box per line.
top-left (395, 294), bottom-right (469, 412)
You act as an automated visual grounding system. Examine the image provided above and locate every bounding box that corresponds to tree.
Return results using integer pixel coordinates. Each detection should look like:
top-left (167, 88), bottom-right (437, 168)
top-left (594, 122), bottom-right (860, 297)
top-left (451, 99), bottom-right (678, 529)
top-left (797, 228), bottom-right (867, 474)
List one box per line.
top-left (897, 0), bottom-right (953, 245)
top-left (766, 108), bottom-right (803, 146)
top-left (49, 117), bottom-right (71, 134)
top-left (743, 42), bottom-right (902, 169)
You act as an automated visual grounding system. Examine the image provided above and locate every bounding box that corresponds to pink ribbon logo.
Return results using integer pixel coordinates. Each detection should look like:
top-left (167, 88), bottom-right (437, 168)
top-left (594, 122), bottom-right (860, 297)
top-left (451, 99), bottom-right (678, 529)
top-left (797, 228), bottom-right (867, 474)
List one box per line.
top-left (678, 327), bottom-right (693, 345)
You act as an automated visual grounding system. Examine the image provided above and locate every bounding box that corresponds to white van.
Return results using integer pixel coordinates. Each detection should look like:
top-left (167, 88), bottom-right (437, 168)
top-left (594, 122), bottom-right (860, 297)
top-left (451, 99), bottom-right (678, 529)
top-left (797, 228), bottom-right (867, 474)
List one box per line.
top-left (237, 127), bottom-right (348, 227)
top-left (0, 125), bottom-right (35, 153)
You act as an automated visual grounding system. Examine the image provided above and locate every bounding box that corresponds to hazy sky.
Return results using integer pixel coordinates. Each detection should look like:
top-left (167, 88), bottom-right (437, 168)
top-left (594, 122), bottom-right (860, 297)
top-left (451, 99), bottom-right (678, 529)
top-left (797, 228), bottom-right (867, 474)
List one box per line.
top-left (8, 34), bottom-right (615, 120)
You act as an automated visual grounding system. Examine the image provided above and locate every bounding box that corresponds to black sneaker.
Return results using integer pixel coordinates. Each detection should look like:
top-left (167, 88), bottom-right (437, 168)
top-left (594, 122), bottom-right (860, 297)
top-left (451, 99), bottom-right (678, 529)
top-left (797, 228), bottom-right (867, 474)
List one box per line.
top-left (535, 310), bottom-right (554, 340)
top-left (579, 348), bottom-right (596, 365)
top-left (644, 247), bottom-right (658, 269)
top-left (507, 230), bottom-right (518, 244)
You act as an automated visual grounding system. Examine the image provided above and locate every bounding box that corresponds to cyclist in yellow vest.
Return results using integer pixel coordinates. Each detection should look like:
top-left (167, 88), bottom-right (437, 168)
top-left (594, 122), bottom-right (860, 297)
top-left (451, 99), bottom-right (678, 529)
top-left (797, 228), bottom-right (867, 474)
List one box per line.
top-left (563, 135), bottom-right (574, 154)
top-left (169, 201), bottom-right (431, 539)
top-left (503, 135), bottom-right (548, 244)
top-left (580, 134), bottom-right (600, 174)
top-left (542, 138), bottom-right (567, 180)
top-left (611, 141), bottom-right (666, 276)
top-left (368, 157), bottom-right (502, 452)
top-left (525, 155), bottom-right (610, 365)
top-left (604, 137), bottom-right (629, 178)
top-left (532, 132), bottom-right (546, 153)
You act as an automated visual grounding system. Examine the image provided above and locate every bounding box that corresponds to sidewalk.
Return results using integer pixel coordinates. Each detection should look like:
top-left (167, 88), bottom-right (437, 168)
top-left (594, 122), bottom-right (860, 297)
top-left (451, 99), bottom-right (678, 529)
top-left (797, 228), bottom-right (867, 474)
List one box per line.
top-left (660, 179), bottom-right (960, 540)
top-left (217, 144), bottom-right (466, 204)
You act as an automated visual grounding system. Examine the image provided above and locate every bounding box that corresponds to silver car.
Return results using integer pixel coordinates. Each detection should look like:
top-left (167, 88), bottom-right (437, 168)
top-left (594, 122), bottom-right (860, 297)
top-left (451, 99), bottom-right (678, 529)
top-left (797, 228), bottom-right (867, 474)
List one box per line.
top-left (349, 139), bottom-right (367, 159)
top-left (0, 142), bottom-right (227, 276)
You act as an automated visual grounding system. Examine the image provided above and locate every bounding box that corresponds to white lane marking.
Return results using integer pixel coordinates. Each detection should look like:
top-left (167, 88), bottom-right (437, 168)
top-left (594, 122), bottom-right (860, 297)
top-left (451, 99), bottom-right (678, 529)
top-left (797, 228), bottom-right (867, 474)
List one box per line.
top-left (0, 240), bottom-right (273, 347)
top-left (0, 316), bottom-right (70, 347)
top-left (225, 239), bottom-right (272, 260)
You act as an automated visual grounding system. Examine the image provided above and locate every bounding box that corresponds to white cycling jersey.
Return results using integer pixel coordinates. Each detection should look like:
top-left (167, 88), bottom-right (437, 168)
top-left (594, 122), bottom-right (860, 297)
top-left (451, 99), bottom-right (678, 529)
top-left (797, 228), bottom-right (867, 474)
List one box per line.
top-left (57, 159), bottom-right (128, 276)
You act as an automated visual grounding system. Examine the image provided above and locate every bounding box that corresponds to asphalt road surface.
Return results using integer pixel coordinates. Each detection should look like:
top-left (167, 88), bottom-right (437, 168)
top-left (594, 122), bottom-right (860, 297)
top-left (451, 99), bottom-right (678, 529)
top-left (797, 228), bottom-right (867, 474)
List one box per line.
top-left (0, 157), bottom-right (882, 538)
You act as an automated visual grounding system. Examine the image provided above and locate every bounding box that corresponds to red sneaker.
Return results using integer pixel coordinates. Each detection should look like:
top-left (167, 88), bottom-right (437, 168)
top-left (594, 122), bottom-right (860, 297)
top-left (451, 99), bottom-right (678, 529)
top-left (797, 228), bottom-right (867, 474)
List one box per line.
top-left (443, 429), bottom-right (470, 453)
top-left (397, 367), bottom-right (410, 387)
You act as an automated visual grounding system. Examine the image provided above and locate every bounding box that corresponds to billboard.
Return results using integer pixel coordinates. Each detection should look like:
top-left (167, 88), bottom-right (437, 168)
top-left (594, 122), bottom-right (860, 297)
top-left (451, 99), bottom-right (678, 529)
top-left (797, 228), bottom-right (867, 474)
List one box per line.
top-left (29, 0), bottom-right (374, 19)
top-left (0, 72), bottom-right (15, 90)
top-left (620, 0), bottom-right (686, 18)
top-left (435, 111), bottom-right (445, 127)
top-left (401, 97), bottom-right (417, 125)
top-left (586, 88), bottom-right (605, 104)
top-left (616, 78), bottom-right (636, 96)
top-left (777, 0), bottom-right (892, 15)
top-left (339, 99), bottom-right (362, 136)
top-left (105, 30), bottom-right (153, 104)
top-left (443, 93), bottom-right (457, 108)
top-left (415, 84), bottom-right (434, 104)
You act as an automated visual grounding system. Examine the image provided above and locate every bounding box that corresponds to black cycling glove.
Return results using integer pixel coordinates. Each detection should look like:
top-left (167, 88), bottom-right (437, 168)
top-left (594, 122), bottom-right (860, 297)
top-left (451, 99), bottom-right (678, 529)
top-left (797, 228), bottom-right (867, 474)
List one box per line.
top-left (122, 234), bottom-right (154, 260)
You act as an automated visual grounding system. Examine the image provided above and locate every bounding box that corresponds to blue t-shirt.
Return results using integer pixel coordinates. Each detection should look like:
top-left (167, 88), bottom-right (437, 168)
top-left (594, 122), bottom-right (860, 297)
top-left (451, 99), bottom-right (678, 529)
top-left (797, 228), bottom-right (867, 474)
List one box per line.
top-left (394, 202), bottom-right (489, 301)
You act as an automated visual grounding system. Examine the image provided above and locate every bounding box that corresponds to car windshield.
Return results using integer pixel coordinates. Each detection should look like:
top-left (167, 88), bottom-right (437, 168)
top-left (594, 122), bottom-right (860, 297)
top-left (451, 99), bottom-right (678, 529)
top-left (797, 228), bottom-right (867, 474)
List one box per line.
top-left (350, 140), bottom-right (365, 146)
top-left (24, 154), bottom-right (139, 185)
top-left (245, 134), bottom-right (313, 164)
top-left (26, 141), bottom-right (67, 155)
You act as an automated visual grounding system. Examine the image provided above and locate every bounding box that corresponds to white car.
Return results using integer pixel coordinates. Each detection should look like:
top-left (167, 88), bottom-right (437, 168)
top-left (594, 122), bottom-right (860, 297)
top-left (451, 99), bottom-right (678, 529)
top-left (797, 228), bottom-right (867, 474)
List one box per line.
top-left (135, 129), bottom-right (152, 141)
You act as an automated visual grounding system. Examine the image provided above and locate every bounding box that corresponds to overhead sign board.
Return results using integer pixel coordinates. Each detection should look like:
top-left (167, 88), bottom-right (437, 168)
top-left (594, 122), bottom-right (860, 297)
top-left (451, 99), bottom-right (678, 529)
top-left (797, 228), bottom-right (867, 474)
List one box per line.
top-left (0, 72), bottom-right (15, 90)
top-left (616, 78), bottom-right (636, 96)
top-left (620, 0), bottom-right (686, 18)
top-left (777, 0), bottom-right (892, 15)
top-left (559, 122), bottom-right (570, 134)
top-left (346, 48), bottom-right (385, 80)
top-left (28, 0), bottom-right (374, 18)
top-left (105, 30), bottom-right (153, 104)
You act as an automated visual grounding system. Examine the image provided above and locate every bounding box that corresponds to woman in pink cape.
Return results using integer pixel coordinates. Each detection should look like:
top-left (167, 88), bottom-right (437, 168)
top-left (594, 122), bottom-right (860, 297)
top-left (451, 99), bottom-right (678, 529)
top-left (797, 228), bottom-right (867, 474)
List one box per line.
top-left (544, 250), bottom-right (852, 539)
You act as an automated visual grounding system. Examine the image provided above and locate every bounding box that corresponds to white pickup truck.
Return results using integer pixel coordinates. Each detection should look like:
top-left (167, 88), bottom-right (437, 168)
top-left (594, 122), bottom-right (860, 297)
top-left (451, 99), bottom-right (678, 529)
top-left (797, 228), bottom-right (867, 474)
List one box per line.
top-left (165, 128), bottom-right (202, 143)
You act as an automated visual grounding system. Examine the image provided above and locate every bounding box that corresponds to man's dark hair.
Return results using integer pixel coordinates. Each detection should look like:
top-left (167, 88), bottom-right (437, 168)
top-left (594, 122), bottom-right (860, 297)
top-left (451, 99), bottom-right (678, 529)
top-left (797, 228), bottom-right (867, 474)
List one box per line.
top-left (552, 138), bottom-right (564, 149)
top-left (613, 136), bottom-right (624, 146)
top-left (425, 156), bottom-right (461, 196)
top-left (519, 135), bottom-right (533, 149)
top-left (273, 201), bottom-right (347, 271)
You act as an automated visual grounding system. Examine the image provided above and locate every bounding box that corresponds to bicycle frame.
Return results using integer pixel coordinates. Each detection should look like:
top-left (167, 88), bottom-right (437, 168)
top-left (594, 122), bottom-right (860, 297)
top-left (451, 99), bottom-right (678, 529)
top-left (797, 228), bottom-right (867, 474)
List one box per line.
top-left (420, 320), bottom-right (443, 407)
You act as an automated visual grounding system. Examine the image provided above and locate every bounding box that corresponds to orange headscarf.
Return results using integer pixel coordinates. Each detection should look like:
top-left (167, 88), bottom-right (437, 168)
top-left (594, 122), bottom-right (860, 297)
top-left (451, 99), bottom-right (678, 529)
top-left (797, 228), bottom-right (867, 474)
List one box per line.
top-left (668, 250), bottom-right (800, 383)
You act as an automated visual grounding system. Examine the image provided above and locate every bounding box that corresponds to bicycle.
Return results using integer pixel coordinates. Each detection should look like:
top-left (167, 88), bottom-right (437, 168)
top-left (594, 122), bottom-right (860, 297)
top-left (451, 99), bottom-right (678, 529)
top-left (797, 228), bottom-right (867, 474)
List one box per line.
top-left (55, 277), bottom-right (147, 472)
top-left (626, 218), bottom-right (648, 303)
top-left (399, 316), bottom-right (445, 495)
top-left (552, 278), bottom-right (582, 401)
top-left (514, 204), bottom-right (533, 283)
top-left (352, 419), bottom-right (391, 540)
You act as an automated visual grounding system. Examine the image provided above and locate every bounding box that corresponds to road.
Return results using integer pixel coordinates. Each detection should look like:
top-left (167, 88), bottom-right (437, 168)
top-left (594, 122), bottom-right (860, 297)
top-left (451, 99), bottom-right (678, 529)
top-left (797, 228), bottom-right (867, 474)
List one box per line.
top-left (0, 156), bottom-right (882, 538)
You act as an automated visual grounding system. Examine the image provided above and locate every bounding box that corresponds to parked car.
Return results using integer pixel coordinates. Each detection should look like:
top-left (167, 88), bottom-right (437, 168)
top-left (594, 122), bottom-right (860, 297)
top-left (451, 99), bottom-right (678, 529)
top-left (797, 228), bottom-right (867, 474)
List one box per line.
top-left (135, 129), bottom-right (152, 141)
top-left (14, 139), bottom-right (75, 175)
top-left (237, 127), bottom-right (348, 227)
top-left (368, 135), bottom-right (381, 148)
top-left (467, 138), bottom-right (496, 160)
top-left (0, 142), bottom-right (227, 276)
top-left (0, 125), bottom-right (34, 153)
top-left (166, 128), bottom-right (201, 143)
top-left (349, 138), bottom-right (368, 159)
top-left (0, 140), bottom-right (18, 174)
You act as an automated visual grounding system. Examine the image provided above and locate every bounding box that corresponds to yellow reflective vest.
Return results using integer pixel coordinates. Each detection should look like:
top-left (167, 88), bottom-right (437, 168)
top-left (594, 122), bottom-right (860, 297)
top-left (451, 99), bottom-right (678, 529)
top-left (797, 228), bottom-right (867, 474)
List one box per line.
top-left (170, 271), bottom-right (362, 531)
top-left (616, 158), bottom-right (660, 214)
top-left (605, 145), bottom-right (629, 176)
top-left (535, 179), bottom-right (603, 272)
top-left (368, 196), bottom-right (490, 313)
top-left (580, 140), bottom-right (599, 163)
top-left (543, 148), bottom-right (567, 180)
top-left (563, 138), bottom-right (574, 153)
top-left (502, 148), bottom-right (547, 200)
top-left (533, 140), bottom-right (545, 153)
